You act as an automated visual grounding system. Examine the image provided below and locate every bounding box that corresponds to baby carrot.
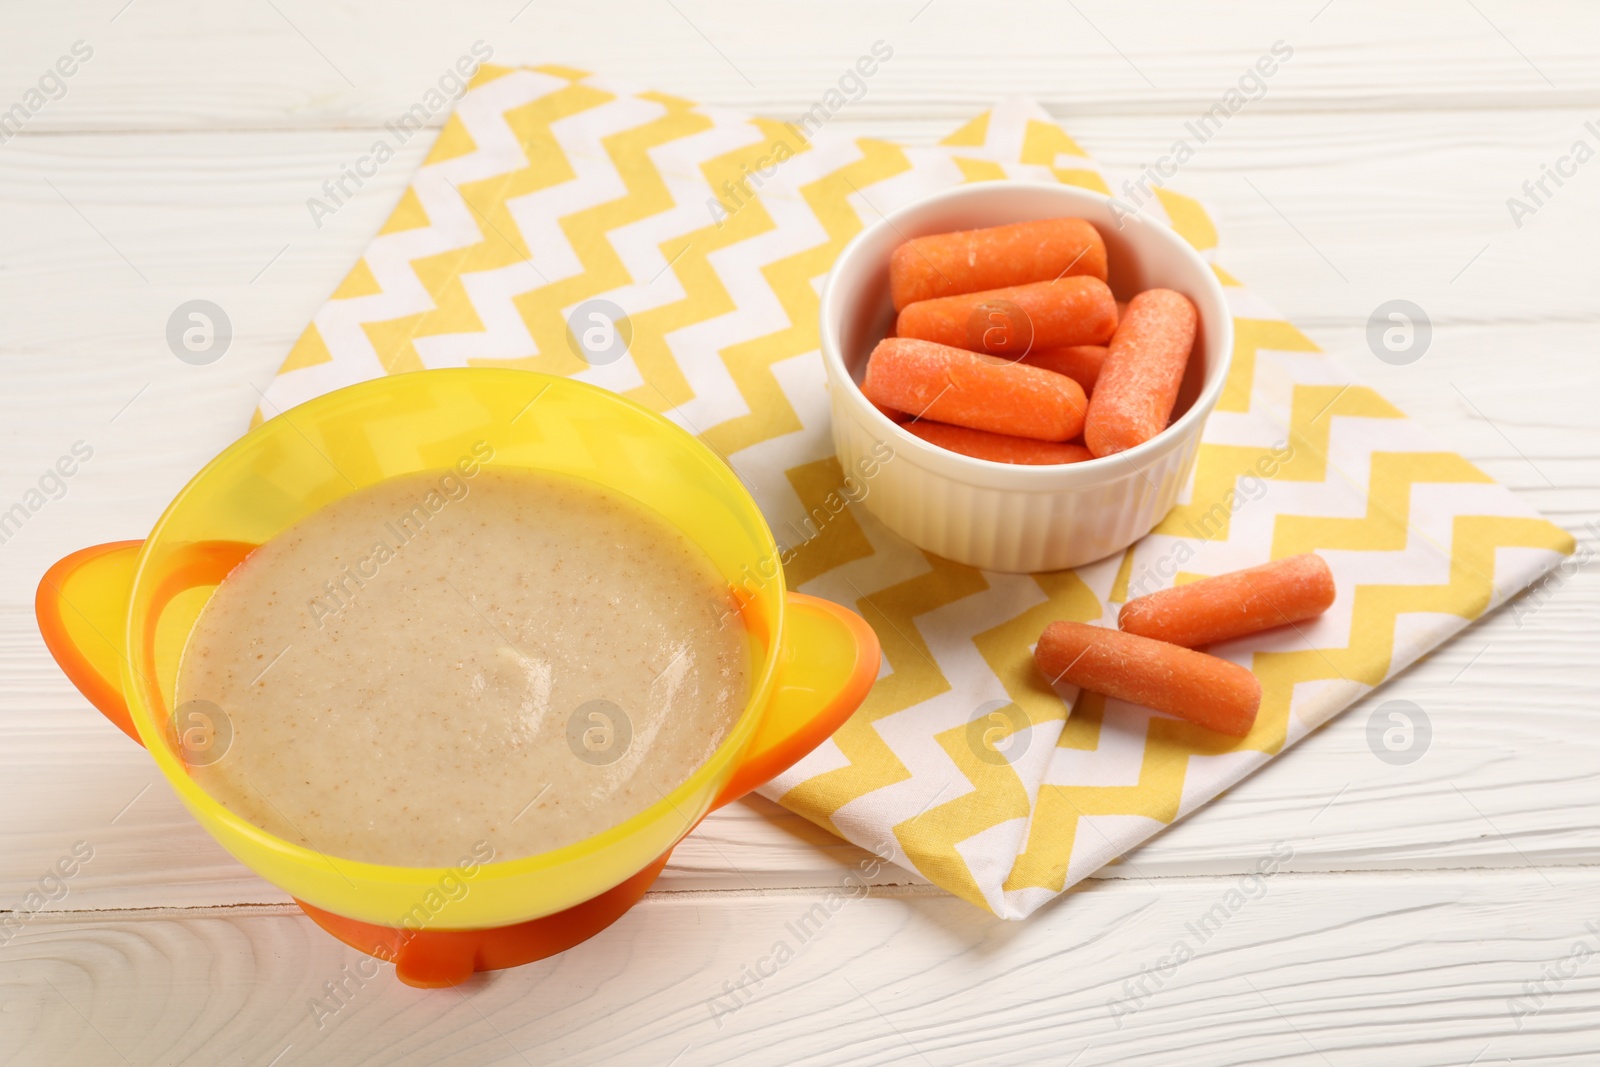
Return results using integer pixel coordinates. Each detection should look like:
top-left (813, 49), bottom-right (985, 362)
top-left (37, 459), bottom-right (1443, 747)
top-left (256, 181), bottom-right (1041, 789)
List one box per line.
top-left (1034, 620), bottom-right (1261, 737)
top-left (1018, 344), bottom-right (1109, 396)
top-left (889, 218), bottom-right (1108, 310)
top-left (904, 420), bottom-right (1094, 465)
top-left (1083, 289), bottom-right (1198, 457)
top-left (1118, 554), bottom-right (1336, 649)
top-left (896, 276), bottom-right (1117, 355)
top-left (862, 338), bottom-right (1087, 441)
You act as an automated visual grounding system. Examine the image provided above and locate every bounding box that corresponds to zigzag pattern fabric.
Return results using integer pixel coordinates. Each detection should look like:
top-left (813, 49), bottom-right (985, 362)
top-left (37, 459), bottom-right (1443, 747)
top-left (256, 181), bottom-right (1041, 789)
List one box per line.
top-left (260, 65), bottom-right (1574, 919)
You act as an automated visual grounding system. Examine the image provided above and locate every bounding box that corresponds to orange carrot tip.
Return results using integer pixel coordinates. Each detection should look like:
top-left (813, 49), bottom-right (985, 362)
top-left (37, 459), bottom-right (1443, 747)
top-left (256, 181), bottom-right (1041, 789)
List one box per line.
top-left (1119, 553), bottom-right (1336, 649)
top-left (862, 337), bottom-right (1086, 442)
top-left (1034, 620), bottom-right (1261, 737)
top-left (904, 420), bottom-right (1093, 465)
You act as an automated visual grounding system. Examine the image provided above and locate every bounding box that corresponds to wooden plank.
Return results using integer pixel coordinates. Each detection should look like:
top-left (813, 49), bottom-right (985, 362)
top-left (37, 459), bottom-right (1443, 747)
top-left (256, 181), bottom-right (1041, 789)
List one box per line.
top-left (2, 0), bottom-right (1599, 134)
top-left (5, 870), bottom-right (1599, 1065)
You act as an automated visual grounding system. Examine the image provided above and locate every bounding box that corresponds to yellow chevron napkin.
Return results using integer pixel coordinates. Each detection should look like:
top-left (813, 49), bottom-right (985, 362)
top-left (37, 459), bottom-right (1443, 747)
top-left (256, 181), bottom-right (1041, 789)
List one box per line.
top-left (258, 64), bottom-right (1574, 919)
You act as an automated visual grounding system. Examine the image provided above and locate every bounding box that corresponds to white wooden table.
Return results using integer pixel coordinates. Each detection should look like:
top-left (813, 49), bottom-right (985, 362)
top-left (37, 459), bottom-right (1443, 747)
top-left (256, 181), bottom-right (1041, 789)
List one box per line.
top-left (3, 2), bottom-right (1598, 1063)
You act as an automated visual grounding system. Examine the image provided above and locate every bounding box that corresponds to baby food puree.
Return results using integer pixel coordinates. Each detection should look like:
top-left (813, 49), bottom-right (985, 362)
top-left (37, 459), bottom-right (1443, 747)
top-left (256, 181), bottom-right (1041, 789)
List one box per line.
top-left (175, 465), bottom-right (750, 868)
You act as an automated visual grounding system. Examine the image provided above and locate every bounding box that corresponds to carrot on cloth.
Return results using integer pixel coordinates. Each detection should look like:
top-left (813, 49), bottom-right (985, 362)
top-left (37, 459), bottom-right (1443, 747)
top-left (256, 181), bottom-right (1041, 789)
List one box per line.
top-left (1118, 553), bottom-right (1336, 648)
top-left (1034, 620), bottom-right (1261, 737)
top-left (896, 276), bottom-right (1117, 356)
top-left (861, 337), bottom-right (1087, 441)
top-left (889, 218), bottom-right (1108, 310)
top-left (1083, 289), bottom-right (1198, 457)
top-left (904, 420), bottom-right (1093, 465)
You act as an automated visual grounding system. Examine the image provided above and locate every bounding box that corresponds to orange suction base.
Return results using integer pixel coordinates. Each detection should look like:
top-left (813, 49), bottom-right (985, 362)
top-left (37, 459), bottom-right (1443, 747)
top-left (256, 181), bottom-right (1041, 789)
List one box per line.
top-left (296, 851), bottom-right (674, 988)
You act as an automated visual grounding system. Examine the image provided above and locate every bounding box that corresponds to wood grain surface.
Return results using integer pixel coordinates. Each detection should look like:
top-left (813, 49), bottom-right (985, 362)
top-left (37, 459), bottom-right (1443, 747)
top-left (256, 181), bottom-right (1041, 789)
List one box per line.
top-left (2, 2), bottom-right (1596, 1063)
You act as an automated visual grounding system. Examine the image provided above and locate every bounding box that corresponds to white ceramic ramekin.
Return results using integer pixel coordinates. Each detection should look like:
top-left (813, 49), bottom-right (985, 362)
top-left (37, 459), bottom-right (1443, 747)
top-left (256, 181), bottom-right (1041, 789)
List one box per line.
top-left (820, 181), bottom-right (1233, 574)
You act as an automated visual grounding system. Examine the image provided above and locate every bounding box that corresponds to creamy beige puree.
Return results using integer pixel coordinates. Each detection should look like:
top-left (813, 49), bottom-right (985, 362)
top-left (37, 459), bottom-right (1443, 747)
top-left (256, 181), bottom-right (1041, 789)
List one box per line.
top-left (176, 467), bottom-right (749, 867)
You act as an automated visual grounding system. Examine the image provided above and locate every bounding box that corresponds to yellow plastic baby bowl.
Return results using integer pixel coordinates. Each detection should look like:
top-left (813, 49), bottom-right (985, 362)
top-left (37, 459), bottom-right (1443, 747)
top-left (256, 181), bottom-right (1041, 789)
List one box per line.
top-left (37, 368), bottom-right (879, 987)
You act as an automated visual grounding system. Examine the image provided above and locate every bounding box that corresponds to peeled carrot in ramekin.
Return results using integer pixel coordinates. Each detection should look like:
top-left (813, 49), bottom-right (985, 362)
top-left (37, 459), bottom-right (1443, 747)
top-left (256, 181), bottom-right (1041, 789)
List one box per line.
top-left (889, 218), bottom-right (1108, 310)
top-left (1119, 554), bottom-right (1336, 649)
top-left (1018, 344), bottom-right (1109, 396)
top-left (896, 276), bottom-right (1117, 356)
top-left (904, 420), bottom-right (1093, 465)
top-left (862, 338), bottom-right (1087, 441)
top-left (1034, 620), bottom-right (1261, 737)
top-left (1083, 289), bottom-right (1198, 458)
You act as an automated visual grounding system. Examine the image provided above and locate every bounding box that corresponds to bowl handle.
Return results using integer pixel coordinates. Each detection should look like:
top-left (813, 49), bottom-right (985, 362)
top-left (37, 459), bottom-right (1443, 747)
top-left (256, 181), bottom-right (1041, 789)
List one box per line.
top-left (712, 592), bottom-right (880, 809)
top-left (38, 539), bottom-right (259, 747)
top-left (37, 541), bottom-right (147, 745)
